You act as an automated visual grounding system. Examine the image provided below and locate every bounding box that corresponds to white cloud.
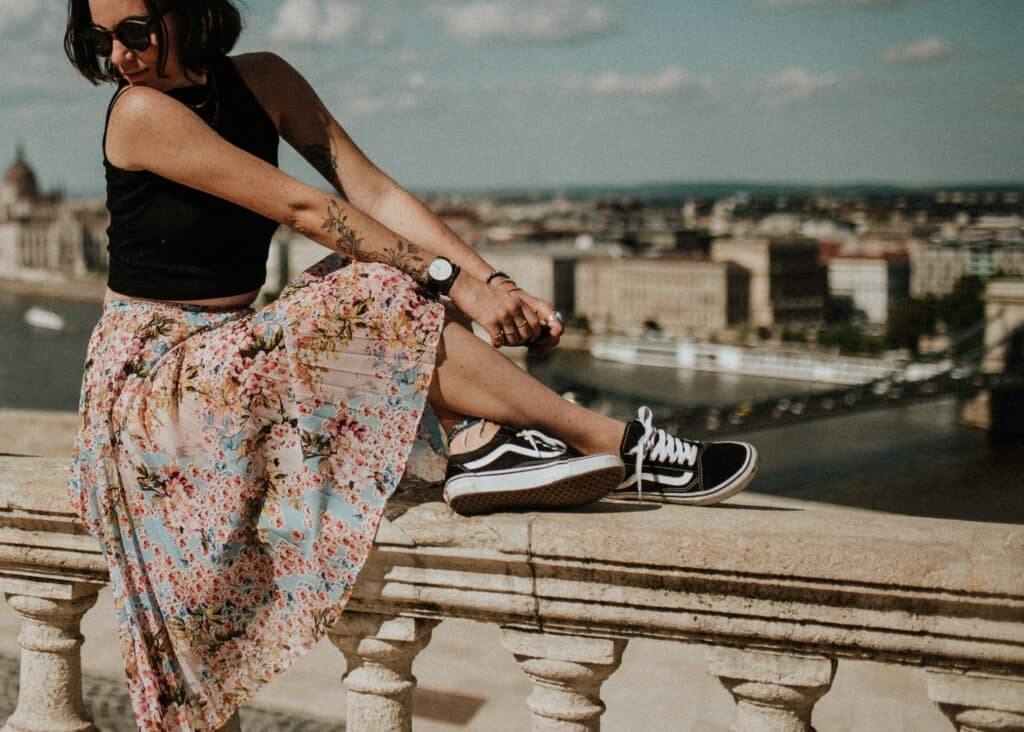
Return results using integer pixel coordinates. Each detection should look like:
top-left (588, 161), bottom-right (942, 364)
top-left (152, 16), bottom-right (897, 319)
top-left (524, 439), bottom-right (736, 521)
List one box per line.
top-left (339, 71), bottom-right (436, 117)
top-left (0, 0), bottom-right (63, 42)
top-left (268, 0), bottom-right (392, 45)
top-left (763, 67), bottom-right (840, 104)
top-left (760, 0), bottom-right (926, 7)
top-left (882, 36), bottom-right (957, 66)
top-left (433, 0), bottom-right (617, 45)
top-left (348, 92), bottom-right (420, 116)
top-left (561, 66), bottom-right (710, 96)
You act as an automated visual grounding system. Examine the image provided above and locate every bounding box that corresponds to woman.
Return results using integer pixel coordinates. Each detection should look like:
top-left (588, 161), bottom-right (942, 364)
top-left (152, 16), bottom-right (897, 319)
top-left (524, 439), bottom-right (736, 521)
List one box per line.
top-left (64, 1), bottom-right (759, 728)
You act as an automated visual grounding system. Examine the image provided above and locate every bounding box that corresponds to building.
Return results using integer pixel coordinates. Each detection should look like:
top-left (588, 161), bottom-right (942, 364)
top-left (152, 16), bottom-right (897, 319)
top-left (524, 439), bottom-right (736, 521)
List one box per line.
top-left (574, 255), bottom-right (749, 336)
top-left (827, 255), bottom-right (910, 325)
top-left (910, 239), bottom-right (1024, 297)
top-left (0, 146), bottom-right (108, 283)
top-left (475, 239), bottom-right (624, 317)
top-left (710, 237), bottom-right (826, 327)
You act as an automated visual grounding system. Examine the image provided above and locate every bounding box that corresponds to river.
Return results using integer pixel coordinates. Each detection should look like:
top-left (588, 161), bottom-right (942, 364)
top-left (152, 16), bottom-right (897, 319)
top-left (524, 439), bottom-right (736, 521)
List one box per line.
top-left (2, 291), bottom-right (1020, 523)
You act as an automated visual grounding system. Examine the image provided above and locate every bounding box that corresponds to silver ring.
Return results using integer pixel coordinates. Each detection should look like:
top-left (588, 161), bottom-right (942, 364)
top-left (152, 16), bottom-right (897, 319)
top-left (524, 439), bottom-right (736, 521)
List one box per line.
top-left (546, 311), bottom-right (564, 324)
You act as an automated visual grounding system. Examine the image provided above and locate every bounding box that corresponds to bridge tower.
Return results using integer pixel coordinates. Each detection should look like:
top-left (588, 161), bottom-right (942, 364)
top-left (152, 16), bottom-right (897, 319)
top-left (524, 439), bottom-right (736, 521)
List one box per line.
top-left (962, 278), bottom-right (1024, 440)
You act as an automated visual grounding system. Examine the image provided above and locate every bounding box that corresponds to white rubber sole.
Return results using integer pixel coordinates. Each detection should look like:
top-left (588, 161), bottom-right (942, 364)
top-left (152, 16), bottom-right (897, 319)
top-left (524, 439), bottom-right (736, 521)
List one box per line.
top-left (445, 454), bottom-right (625, 516)
top-left (606, 443), bottom-right (759, 507)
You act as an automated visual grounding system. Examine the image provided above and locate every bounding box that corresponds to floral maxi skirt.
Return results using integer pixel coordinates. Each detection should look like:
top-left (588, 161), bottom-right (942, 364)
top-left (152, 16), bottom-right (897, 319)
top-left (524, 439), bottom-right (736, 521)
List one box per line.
top-left (68, 255), bottom-right (447, 731)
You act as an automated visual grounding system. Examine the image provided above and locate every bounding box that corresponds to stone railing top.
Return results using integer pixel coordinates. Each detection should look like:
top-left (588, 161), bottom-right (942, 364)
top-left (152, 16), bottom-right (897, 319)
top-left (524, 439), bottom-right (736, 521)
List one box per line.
top-left (3, 454), bottom-right (1023, 597)
top-left (377, 484), bottom-right (1024, 599)
top-left (0, 457), bottom-right (107, 585)
top-left (2, 456), bottom-right (1023, 673)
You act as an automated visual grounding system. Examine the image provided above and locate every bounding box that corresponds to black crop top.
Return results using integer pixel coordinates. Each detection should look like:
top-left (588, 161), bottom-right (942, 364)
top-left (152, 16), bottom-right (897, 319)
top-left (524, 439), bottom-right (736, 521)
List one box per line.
top-left (104, 55), bottom-right (280, 300)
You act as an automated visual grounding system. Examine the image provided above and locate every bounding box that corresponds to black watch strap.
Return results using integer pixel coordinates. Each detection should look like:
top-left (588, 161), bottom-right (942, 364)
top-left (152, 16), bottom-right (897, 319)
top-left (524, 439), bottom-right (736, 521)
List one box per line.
top-left (438, 263), bottom-right (461, 296)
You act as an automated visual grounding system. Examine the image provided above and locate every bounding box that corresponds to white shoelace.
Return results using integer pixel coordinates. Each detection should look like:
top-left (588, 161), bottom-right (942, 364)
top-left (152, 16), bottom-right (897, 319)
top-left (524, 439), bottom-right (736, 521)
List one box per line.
top-left (515, 429), bottom-right (567, 456)
top-left (625, 406), bottom-right (699, 503)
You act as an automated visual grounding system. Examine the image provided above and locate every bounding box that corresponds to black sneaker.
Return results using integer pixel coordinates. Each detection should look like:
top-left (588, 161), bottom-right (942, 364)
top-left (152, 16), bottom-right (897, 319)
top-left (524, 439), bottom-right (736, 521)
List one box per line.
top-left (608, 406), bottom-right (758, 506)
top-left (444, 426), bottom-right (624, 516)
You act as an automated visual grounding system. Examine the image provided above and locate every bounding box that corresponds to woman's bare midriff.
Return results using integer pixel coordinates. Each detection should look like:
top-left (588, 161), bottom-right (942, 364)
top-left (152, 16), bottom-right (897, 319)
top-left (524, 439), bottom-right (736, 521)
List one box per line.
top-left (105, 288), bottom-right (261, 308)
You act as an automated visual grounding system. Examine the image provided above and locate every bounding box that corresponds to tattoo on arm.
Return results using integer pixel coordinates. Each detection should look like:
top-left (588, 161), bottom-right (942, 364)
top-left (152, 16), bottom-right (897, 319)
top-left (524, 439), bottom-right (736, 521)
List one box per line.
top-left (303, 143), bottom-right (337, 183)
top-left (380, 239), bottom-right (428, 285)
top-left (321, 200), bottom-right (428, 285)
top-left (322, 200), bottom-right (362, 256)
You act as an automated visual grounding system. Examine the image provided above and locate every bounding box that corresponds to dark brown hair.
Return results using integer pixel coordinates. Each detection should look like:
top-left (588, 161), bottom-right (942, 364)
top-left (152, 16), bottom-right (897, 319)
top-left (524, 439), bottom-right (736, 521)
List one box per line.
top-left (64, 0), bottom-right (244, 85)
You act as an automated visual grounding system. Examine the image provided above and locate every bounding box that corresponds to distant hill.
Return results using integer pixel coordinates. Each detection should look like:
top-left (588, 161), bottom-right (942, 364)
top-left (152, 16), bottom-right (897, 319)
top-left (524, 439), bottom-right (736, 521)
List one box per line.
top-left (68, 179), bottom-right (1024, 204)
top-left (419, 180), bottom-right (1024, 203)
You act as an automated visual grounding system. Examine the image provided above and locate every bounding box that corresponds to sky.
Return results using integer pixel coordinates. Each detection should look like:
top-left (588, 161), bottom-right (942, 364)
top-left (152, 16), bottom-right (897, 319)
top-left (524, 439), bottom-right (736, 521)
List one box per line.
top-left (1, 0), bottom-right (1022, 194)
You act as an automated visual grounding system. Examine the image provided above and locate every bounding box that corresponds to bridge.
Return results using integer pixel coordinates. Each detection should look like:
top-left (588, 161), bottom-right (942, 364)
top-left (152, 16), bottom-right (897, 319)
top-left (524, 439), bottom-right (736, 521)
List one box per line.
top-left (563, 278), bottom-right (1024, 439)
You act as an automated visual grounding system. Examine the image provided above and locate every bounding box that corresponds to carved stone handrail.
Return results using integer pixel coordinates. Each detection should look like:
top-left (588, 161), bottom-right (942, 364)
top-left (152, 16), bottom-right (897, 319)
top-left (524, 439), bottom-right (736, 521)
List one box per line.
top-left (362, 485), bottom-right (1024, 672)
top-left (1, 456), bottom-right (1022, 731)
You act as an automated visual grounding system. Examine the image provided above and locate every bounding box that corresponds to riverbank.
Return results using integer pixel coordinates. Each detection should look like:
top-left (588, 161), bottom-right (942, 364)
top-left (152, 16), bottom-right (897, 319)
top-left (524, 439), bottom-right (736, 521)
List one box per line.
top-left (0, 276), bottom-right (105, 303)
top-left (5, 398), bottom-right (1021, 524)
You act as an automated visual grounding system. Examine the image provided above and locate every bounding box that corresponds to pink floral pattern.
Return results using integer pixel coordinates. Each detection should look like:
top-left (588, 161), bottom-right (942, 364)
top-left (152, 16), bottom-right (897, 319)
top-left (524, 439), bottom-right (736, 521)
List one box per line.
top-left (68, 255), bottom-right (446, 730)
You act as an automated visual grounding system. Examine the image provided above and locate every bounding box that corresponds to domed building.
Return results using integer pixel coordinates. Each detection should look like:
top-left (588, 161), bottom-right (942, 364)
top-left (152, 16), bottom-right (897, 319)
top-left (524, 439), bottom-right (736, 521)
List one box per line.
top-left (0, 146), bottom-right (109, 284)
top-left (1, 145), bottom-right (40, 204)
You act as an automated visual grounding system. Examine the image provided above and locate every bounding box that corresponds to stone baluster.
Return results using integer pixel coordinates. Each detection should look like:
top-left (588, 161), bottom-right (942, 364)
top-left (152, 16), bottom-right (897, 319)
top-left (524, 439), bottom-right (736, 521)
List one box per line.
top-left (328, 612), bottom-right (438, 732)
top-left (927, 669), bottom-right (1024, 731)
top-left (706, 646), bottom-right (836, 732)
top-left (2, 587), bottom-right (101, 732)
top-left (500, 628), bottom-right (627, 732)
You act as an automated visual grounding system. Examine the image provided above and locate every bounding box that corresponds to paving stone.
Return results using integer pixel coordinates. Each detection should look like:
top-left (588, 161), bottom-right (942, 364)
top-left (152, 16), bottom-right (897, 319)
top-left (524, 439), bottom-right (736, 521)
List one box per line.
top-left (0, 654), bottom-right (343, 731)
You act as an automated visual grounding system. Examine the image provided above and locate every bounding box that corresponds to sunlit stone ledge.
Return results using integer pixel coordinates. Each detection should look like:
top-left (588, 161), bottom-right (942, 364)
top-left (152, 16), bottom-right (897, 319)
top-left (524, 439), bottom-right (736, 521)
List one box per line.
top-left (364, 481), bottom-right (1024, 670)
top-left (1, 456), bottom-right (1022, 731)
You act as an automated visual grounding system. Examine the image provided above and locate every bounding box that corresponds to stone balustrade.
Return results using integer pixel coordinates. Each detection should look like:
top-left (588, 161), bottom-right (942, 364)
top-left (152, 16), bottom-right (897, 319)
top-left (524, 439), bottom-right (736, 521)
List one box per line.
top-left (1, 456), bottom-right (1022, 731)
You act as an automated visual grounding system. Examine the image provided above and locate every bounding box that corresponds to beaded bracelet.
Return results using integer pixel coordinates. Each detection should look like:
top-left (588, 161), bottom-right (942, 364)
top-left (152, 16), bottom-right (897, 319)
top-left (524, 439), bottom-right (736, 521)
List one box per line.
top-left (485, 270), bottom-right (512, 285)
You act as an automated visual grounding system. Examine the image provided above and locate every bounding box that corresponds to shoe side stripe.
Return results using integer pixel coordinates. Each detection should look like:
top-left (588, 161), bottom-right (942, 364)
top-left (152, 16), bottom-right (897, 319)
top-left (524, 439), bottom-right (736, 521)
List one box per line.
top-left (463, 444), bottom-right (564, 471)
top-left (618, 470), bottom-right (694, 489)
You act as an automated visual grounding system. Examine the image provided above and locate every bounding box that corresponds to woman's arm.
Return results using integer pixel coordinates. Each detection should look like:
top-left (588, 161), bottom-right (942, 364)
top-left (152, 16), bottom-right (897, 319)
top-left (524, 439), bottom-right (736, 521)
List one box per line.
top-left (238, 52), bottom-right (499, 283)
top-left (106, 86), bottom-right (431, 280)
top-left (241, 53), bottom-right (564, 351)
top-left (104, 86), bottom-right (537, 345)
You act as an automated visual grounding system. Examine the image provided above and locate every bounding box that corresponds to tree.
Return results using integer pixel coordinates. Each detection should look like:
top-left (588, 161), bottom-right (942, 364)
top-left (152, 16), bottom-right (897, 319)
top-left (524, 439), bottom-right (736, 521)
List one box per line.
top-left (886, 297), bottom-right (937, 355)
top-left (824, 295), bottom-right (858, 324)
top-left (938, 275), bottom-right (985, 355)
top-left (820, 323), bottom-right (883, 355)
top-left (781, 327), bottom-right (806, 343)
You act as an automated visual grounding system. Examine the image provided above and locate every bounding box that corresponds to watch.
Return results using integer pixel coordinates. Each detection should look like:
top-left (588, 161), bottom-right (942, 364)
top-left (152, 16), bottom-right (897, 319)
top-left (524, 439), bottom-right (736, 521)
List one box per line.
top-left (425, 256), bottom-right (461, 296)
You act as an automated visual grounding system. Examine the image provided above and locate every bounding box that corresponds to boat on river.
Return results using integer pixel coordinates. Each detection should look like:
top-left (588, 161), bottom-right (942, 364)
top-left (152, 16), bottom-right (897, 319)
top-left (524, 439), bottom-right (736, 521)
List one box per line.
top-left (589, 335), bottom-right (943, 386)
top-left (23, 307), bottom-right (65, 331)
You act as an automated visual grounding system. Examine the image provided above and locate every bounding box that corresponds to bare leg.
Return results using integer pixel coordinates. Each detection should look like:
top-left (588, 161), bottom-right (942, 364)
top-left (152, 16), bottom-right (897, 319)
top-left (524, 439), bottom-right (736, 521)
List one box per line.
top-left (428, 319), bottom-right (626, 456)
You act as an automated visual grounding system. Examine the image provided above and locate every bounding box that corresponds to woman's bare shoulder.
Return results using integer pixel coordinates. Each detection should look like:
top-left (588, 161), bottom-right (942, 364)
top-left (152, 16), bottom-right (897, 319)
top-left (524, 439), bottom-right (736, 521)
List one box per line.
top-left (107, 85), bottom-right (192, 131)
top-left (105, 86), bottom-right (198, 169)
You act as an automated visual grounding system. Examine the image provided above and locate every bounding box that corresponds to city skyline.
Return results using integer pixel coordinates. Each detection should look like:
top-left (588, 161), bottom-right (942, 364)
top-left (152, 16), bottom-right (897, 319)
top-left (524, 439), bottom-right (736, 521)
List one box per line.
top-left (1, 0), bottom-right (1022, 195)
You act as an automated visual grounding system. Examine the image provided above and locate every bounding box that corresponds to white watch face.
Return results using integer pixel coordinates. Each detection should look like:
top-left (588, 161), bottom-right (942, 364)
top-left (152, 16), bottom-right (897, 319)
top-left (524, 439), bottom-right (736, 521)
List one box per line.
top-left (429, 258), bottom-right (453, 281)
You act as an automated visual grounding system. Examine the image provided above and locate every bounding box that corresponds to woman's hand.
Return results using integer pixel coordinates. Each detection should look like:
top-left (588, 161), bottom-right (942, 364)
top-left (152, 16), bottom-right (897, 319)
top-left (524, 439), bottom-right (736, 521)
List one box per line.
top-left (512, 289), bottom-right (564, 355)
top-left (448, 274), bottom-right (541, 347)
top-left (486, 277), bottom-right (564, 354)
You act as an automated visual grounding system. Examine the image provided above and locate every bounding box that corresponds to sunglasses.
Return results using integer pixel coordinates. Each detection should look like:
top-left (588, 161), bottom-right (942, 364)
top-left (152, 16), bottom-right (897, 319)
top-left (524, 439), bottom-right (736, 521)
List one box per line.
top-left (84, 13), bottom-right (164, 57)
